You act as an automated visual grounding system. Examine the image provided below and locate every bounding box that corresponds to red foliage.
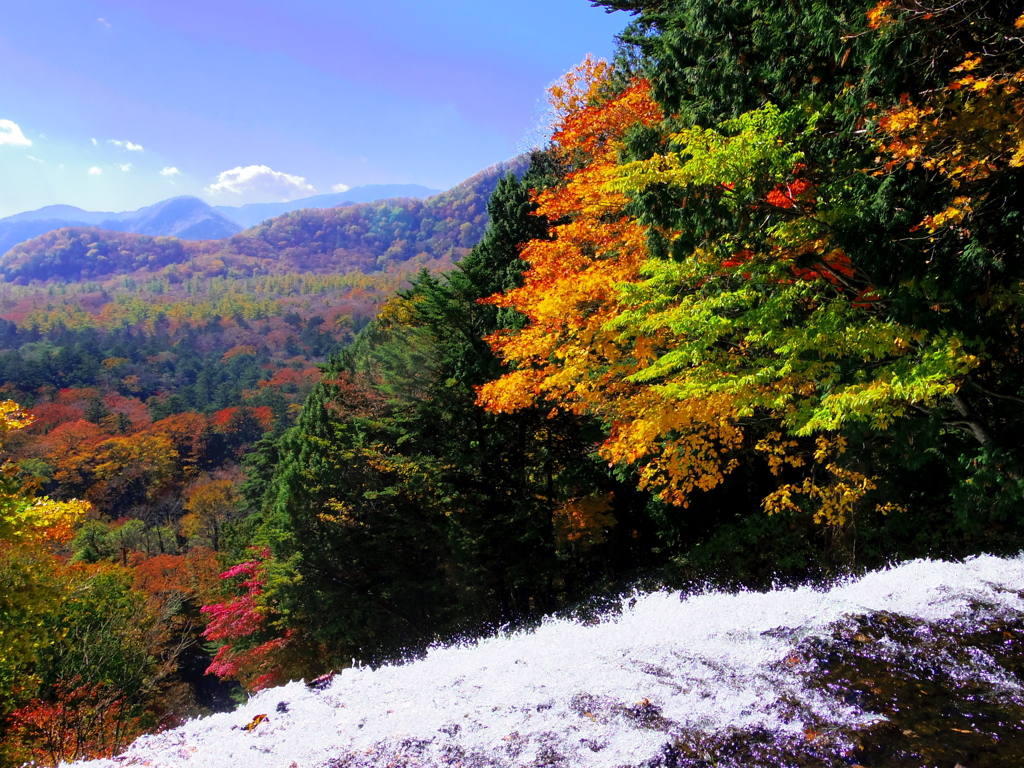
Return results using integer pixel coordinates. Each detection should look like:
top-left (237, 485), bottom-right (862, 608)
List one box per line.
top-left (8, 679), bottom-right (142, 766)
top-left (103, 395), bottom-right (152, 431)
top-left (209, 407), bottom-right (238, 431)
top-left (200, 547), bottom-right (290, 692)
top-left (261, 366), bottom-right (321, 393)
top-left (27, 403), bottom-right (85, 434)
top-left (322, 372), bottom-right (388, 420)
top-left (54, 388), bottom-right (102, 407)
top-left (765, 178), bottom-right (813, 209)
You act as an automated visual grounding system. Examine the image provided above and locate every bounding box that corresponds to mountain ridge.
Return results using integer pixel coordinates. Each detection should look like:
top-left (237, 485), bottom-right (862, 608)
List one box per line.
top-left (0, 157), bottom-right (529, 284)
top-left (0, 197), bottom-right (242, 255)
top-left (213, 183), bottom-right (442, 228)
top-left (0, 184), bottom-right (445, 255)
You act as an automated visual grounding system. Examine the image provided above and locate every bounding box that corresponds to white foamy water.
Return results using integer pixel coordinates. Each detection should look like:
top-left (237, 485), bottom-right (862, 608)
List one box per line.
top-left (74, 554), bottom-right (1024, 768)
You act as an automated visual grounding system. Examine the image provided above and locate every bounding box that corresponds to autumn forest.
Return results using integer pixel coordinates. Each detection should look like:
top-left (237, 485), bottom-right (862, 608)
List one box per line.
top-left (3, 1), bottom-right (1024, 765)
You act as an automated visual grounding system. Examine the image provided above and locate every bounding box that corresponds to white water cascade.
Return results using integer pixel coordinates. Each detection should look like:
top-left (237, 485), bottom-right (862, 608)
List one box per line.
top-left (76, 555), bottom-right (1024, 768)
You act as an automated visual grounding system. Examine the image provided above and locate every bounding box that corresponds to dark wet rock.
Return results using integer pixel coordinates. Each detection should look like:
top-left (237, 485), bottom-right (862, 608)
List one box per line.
top-left (568, 692), bottom-right (675, 731)
top-left (620, 698), bottom-right (671, 730)
top-left (308, 673), bottom-right (334, 691)
top-left (798, 609), bottom-right (1024, 768)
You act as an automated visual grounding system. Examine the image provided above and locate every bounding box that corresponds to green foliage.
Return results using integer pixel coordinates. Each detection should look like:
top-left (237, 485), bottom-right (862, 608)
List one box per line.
top-left (234, 165), bottom-right (663, 670)
top-left (35, 567), bottom-right (154, 706)
top-left (0, 544), bottom-right (60, 713)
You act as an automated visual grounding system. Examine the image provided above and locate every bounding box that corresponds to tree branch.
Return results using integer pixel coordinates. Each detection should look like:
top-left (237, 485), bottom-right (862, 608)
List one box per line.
top-left (967, 377), bottom-right (1024, 406)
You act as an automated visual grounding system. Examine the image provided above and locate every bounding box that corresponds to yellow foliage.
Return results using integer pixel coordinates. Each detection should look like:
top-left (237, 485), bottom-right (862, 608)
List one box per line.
top-left (877, 62), bottom-right (1024, 208)
top-left (0, 403), bottom-right (90, 544)
top-left (0, 401), bottom-right (91, 695)
top-left (0, 401), bottom-right (32, 433)
top-left (754, 432), bottom-right (807, 476)
top-left (546, 55), bottom-right (614, 124)
top-left (866, 1), bottom-right (894, 30)
top-left (760, 435), bottom-right (892, 527)
top-left (922, 196), bottom-right (973, 233)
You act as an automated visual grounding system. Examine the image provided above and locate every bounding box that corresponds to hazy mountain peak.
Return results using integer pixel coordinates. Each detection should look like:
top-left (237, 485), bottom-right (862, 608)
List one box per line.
top-left (0, 197), bottom-right (242, 255)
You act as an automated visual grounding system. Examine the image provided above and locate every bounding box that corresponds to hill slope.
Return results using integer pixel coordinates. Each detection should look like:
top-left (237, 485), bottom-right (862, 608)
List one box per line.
top-left (0, 185), bottom-right (444, 255)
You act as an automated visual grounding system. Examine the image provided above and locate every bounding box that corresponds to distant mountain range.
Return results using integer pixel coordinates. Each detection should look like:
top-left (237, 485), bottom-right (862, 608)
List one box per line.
top-left (0, 184), bottom-right (442, 256)
top-left (0, 160), bottom-right (525, 284)
top-left (0, 198), bottom-right (242, 255)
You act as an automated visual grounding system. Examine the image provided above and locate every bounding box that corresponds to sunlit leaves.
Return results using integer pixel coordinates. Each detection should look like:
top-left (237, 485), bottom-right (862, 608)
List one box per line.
top-left (609, 104), bottom-right (815, 201)
top-left (878, 67), bottom-right (1024, 184)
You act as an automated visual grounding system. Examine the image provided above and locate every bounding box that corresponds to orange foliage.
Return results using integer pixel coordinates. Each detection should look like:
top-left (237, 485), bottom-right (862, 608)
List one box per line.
top-left (9, 680), bottom-right (142, 766)
top-left (35, 420), bottom-right (105, 459)
top-left (210, 406), bottom-right (273, 434)
top-left (131, 547), bottom-right (221, 606)
top-left (481, 69), bottom-right (662, 417)
top-left (221, 344), bottom-right (258, 363)
top-left (866, 0), bottom-right (895, 29)
top-left (150, 412), bottom-right (210, 467)
top-left (479, 65), bottom-right (743, 504)
top-left (554, 492), bottom-right (617, 547)
top-left (130, 553), bottom-right (187, 596)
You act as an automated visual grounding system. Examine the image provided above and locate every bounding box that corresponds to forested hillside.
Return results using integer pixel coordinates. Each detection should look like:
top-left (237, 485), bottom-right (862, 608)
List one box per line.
top-left (0, 158), bottom-right (526, 765)
top-left (3, 1), bottom-right (1024, 766)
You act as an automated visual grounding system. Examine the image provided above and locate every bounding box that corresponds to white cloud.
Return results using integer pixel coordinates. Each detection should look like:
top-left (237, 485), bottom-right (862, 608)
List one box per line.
top-left (332, 183), bottom-right (351, 193)
top-left (98, 17), bottom-right (111, 28)
top-left (108, 139), bottom-right (144, 152)
top-left (26, 155), bottom-right (43, 163)
top-left (120, 163), bottom-right (132, 172)
top-left (88, 166), bottom-right (103, 175)
top-left (0, 119), bottom-right (32, 147)
top-left (205, 164), bottom-right (316, 204)
top-left (160, 167), bottom-right (181, 177)
top-left (91, 138), bottom-right (98, 146)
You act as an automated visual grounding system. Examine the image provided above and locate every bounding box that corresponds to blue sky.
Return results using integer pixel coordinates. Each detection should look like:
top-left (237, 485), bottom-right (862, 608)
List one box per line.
top-left (0, 1), bottom-right (629, 218)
